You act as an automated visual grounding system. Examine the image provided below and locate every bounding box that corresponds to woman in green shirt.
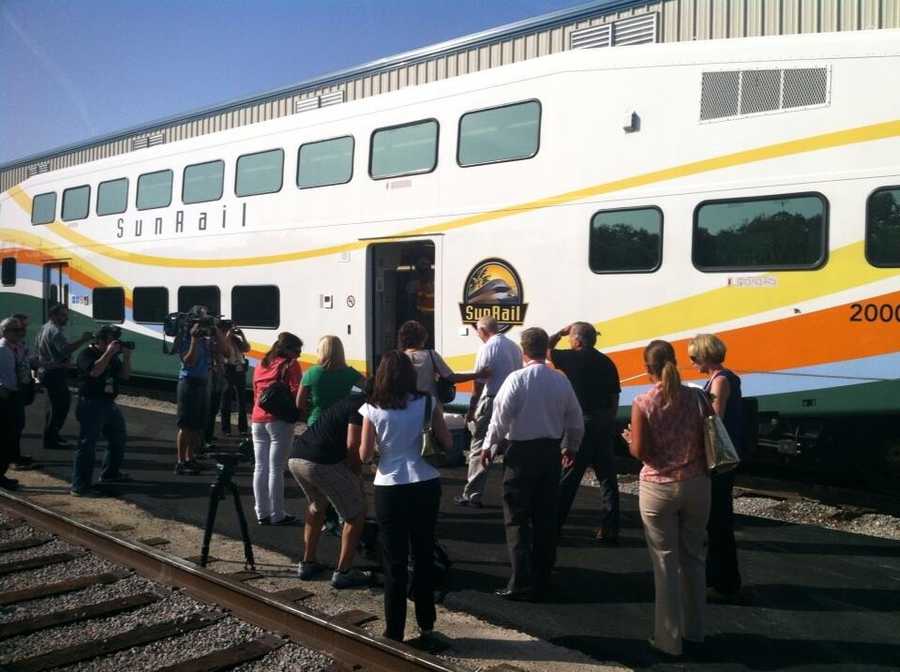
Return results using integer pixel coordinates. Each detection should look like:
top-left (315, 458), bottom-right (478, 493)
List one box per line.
top-left (298, 336), bottom-right (364, 426)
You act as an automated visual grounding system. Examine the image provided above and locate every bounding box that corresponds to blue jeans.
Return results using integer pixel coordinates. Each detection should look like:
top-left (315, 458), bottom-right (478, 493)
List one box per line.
top-left (73, 398), bottom-right (126, 492)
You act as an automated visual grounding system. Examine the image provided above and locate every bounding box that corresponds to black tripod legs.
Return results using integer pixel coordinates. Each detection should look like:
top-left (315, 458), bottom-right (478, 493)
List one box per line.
top-left (228, 480), bottom-right (256, 570)
top-left (200, 480), bottom-right (225, 567)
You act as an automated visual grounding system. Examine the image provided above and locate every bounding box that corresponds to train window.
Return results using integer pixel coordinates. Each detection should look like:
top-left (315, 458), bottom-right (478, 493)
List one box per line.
top-left (589, 207), bottom-right (663, 273)
top-left (865, 186), bottom-right (900, 267)
top-left (31, 192), bottom-right (57, 225)
top-left (232, 285), bottom-right (279, 329)
top-left (183, 160), bottom-right (225, 204)
top-left (61, 185), bottom-right (91, 221)
top-left (178, 286), bottom-right (221, 316)
top-left (370, 119), bottom-right (438, 179)
top-left (693, 193), bottom-right (827, 271)
top-left (235, 148), bottom-right (284, 197)
top-left (93, 287), bottom-right (125, 322)
top-left (458, 100), bottom-right (541, 167)
top-left (297, 136), bottom-right (354, 189)
top-left (97, 178), bottom-right (129, 216)
top-left (137, 169), bottom-right (173, 210)
top-left (133, 287), bottom-right (169, 323)
top-left (1, 258), bottom-right (15, 286)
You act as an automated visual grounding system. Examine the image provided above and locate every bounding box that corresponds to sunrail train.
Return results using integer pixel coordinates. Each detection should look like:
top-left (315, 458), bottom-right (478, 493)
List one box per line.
top-left (1, 30), bottom-right (899, 482)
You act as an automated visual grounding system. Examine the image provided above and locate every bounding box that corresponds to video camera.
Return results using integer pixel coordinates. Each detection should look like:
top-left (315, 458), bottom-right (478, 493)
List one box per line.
top-left (206, 439), bottom-right (255, 468)
top-left (163, 311), bottom-right (219, 339)
top-left (96, 325), bottom-right (136, 350)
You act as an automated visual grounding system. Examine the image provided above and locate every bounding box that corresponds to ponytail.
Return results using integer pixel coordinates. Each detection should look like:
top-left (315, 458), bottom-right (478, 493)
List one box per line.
top-left (659, 360), bottom-right (682, 406)
top-left (644, 339), bottom-right (682, 406)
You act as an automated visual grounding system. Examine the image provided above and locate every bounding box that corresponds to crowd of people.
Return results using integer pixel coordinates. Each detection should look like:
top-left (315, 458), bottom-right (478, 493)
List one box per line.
top-left (0, 304), bottom-right (747, 654)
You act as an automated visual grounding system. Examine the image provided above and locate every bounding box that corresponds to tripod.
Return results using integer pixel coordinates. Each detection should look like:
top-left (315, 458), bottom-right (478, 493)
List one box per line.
top-left (199, 454), bottom-right (256, 570)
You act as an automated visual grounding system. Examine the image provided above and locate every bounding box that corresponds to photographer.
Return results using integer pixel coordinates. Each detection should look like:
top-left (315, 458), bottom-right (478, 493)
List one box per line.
top-left (221, 323), bottom-right (251, 436)
top-left (204, 321), bottom-right (228, 449)
top-left (72, 325), bottom-right (132, 497)
top-left (174, 305), bottom-right (221, 475)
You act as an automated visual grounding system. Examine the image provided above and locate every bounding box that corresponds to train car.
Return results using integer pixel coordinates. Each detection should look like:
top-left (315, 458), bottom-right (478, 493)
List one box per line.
top-left (1, 30), bottom-right (899, 482)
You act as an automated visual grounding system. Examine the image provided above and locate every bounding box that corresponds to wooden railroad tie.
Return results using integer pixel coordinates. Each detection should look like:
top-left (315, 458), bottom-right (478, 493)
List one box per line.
top-left (0, 552), bottom-right (82, 577)
top-left (0, 537), bottom-right (51, 553)
top-left (153, 634), bottom-right (286, 672)
top-left (0, 592), bottom-right (159, 638)
top-left (6, 613), bottom-right (223, 672)
top-left (0, 571), bottom-right (128, 606)
top-left (269, 587), bottom-right (314, 602)
top-left (332, 609), bottom-right (378, 627)
top-left (223, 570), bottom-right (263, 582)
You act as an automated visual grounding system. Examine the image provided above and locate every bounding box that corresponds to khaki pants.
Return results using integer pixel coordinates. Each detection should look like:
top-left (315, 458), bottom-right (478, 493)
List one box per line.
top-left (639, 474), bottom-right (711, 656)
top-left (461, 395), bottom-right (494, 503)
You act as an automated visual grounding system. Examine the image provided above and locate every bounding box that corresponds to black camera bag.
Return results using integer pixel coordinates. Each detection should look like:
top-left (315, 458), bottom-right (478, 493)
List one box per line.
top-left (257, 359), bottom-right (301, 423)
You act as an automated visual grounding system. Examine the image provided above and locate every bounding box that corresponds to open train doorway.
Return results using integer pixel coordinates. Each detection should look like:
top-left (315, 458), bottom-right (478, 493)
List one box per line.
top-left (368, 240), bottom-right (437, 374)
top-left (42, 262), bottom-right (68, 320)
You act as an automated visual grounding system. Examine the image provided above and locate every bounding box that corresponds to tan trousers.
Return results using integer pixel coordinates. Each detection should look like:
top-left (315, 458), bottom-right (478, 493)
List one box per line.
top-left (639, 474), bottom-right (711, 656)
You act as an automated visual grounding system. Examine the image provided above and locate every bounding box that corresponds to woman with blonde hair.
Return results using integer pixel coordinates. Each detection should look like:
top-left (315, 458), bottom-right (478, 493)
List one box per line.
top-left (688, 333), bottom-right (744, 603)
top-left (298, 335), bottom-right (364, 426)
top-left (624, 340), bottom-right (709, 657)
top-left (250, 332), bottom-right (304, 525)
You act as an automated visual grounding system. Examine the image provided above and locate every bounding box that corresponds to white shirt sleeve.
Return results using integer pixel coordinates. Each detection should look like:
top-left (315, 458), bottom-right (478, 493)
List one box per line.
top-left (560, 381), bottom-right (585, 453)
top-left (483, 373), bottom-right (521, 456)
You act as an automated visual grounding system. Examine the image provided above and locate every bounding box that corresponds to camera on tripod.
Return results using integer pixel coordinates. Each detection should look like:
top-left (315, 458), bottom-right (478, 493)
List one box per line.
top-left (206, 439), bottom-right (254, 468)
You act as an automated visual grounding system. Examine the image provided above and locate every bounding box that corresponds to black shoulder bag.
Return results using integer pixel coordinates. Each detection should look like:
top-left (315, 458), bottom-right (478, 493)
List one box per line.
top-left (257, 359), bottom-right (301, 423)
top-left (429, 350), bottom-right (456, 404)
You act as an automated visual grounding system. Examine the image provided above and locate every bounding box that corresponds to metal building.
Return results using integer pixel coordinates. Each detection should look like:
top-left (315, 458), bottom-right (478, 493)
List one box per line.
top-left (2, 0), bottom-right (898, 191)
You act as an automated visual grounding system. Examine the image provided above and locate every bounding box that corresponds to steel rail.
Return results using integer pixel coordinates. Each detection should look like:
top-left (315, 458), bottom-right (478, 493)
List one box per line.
top-left (0, 492), bottom-right (462, 672)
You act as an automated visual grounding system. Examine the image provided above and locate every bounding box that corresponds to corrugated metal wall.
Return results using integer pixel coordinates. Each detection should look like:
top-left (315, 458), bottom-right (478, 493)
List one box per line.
top-left (3, 0), bottom-right (898, 191)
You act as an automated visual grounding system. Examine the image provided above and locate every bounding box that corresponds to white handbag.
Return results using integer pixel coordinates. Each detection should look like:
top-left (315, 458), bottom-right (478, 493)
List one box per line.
top-left (695, 390), bottom-right (740, 474)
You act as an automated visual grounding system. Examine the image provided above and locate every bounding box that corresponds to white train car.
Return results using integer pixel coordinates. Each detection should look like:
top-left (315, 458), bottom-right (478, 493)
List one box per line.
top-left (2, 30), bottom-right (899, 477)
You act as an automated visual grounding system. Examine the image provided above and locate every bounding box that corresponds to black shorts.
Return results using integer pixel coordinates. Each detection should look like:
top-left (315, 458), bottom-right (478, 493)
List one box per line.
top-left (177, 378), bottom-right (209, 431)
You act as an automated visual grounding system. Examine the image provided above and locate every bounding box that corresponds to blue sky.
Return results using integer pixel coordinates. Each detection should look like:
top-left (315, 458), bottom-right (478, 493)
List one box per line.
top-left (0, 0), bottom-right (593, 165)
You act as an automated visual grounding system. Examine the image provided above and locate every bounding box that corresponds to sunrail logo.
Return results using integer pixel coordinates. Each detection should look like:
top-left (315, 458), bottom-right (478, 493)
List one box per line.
top-left (459, 258), bottom-right (528, 333)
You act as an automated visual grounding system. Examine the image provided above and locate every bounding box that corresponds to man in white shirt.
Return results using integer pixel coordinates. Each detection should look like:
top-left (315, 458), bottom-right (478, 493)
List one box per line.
top-left (482, 327), bottom-right (584, 601)
top-left (455, 316), bottom-right (522, 508)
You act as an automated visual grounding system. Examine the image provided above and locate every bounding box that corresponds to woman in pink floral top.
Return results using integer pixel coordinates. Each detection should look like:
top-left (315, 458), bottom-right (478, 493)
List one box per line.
top-left (624, 340), bottom-right (710, 658)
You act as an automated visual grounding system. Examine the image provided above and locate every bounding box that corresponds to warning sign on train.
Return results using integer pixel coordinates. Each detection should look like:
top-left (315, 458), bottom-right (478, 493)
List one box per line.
top-left (459, 258), bottom-right (528, 333)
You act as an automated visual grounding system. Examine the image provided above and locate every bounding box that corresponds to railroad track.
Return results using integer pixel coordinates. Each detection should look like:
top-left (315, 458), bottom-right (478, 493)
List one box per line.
top-left (0, 492), bottom-right (461, 672)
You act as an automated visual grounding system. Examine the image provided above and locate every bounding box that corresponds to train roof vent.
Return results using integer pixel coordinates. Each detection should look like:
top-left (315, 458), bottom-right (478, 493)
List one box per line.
top-left (147, 132), bottom-right (166, 147)
top-left (782, 68), bottom-right (829, 108)
top-left (701, 66), bottom-right (830, 122)
top-left (700, 71), bottom-right (740, 120)
top-left (570, 12), bottom-right (658, 49)
top-left (131, 136), bottom-right (150, 150)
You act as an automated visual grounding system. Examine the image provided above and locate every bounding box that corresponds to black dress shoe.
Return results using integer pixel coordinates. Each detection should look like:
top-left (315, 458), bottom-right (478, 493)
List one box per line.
top-left (494, 588), bottom-right (535, 602)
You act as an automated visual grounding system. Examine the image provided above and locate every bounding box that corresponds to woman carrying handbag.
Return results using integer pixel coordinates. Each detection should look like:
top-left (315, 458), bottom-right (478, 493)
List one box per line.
top-left (623, 340), bottom-right (710, 658)
top-left (689, 333), bottom-right (745, 604)
top-left (250, 332), bottom-right (303, 526)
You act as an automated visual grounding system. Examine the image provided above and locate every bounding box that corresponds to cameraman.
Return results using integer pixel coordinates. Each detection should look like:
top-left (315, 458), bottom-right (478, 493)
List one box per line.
top-left (72, 325), bottom-right (132, 497)
top-left (204, 320), bottom-right (228, 450)
top-left (174, 306), bottom-right (215, 475)
top-left (221, 323), bottom-right (251, 436)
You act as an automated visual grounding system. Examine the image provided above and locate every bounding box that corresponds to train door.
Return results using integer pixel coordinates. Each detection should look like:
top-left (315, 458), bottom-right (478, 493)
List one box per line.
top-left (367, 240), bottom-right (438, 373)
top-left (42, 262), bottom-right (68, 320)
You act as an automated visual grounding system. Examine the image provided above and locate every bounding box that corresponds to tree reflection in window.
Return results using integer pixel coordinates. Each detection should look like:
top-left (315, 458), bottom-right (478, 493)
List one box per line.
top-left (589, 207), bottom-right (662, 273)
top-left (866, 187), bottom-right (900, 267)
top-left (693, 194), bottom-right (826, 270)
